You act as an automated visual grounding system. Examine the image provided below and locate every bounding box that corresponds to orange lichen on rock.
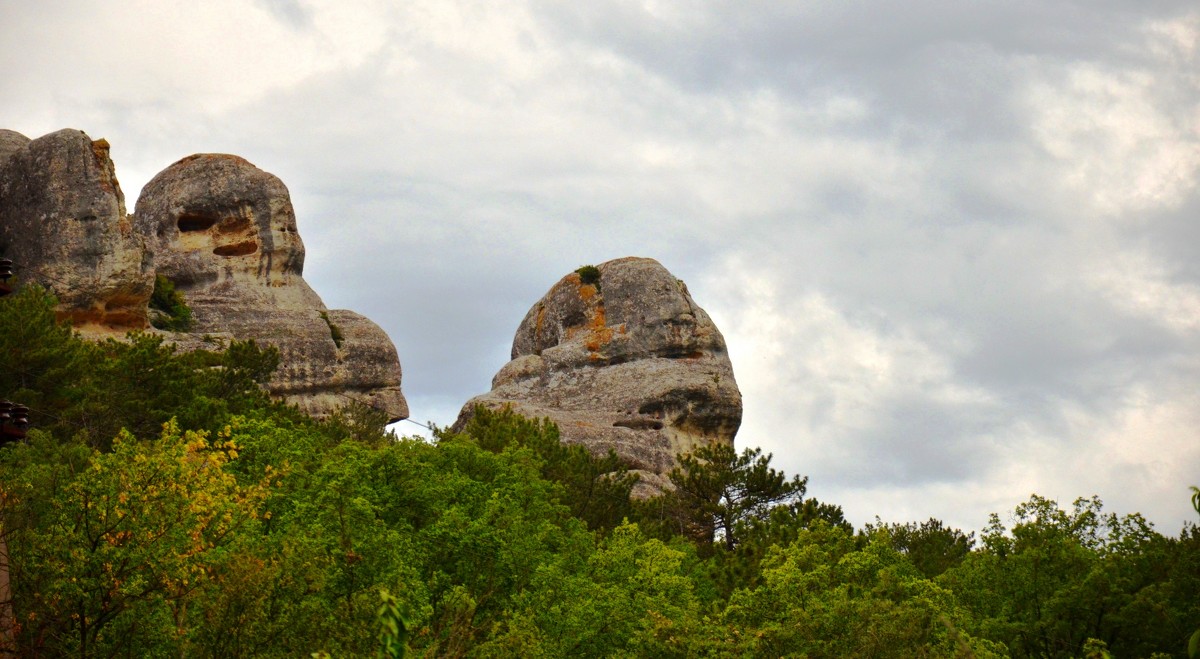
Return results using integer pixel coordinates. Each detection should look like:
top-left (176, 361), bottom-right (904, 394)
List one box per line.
top-left (579, 283), bottom-right (597, 302)
top-left (589, 298), bottom-right (606, 330)
top-left (585, 300), bottom-right (613, 356)
top-left (90, 138), bottom-right (120, 194)
top-left (564, 276), bottom-right (613, 357)
top-left (90, 138), bottom-right (110, 159)
top-left (56, 300), bottom-right (148, 330)
top-left (215, 215), bottom-right (253, 235)
top-left (534, 304), bottom-right (546, 345)
top-left (57, 307), bottom-right (104, 325)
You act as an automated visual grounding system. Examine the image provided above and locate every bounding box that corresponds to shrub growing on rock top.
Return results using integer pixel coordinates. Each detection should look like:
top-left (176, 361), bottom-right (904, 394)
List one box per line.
top-left (574, 264), bottom-right (601, 288)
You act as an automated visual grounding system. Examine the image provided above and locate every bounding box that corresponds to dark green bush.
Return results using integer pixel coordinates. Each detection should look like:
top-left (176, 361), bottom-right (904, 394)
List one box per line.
top-left (149, 274), bottom-right (193, 331)
top-left (575, 264), bottom-right (601, 288)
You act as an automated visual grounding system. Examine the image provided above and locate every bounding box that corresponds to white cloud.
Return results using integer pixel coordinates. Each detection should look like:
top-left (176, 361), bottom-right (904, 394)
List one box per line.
top-left (1024, 18), bottom-right (1200, 217)
top-left (1086, 248), bottom-right (1200, 333)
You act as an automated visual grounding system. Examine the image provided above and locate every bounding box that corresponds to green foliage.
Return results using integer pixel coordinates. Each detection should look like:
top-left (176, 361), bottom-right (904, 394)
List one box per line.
top-left (720, 522), bottom-right (1005, 657)
top-left (1082, 637), bottom-right (1113, 658)
top-left (864, 517), bottom-right (975, 578)
top-left (1190, 486), bottom-right (1200, 659)
top-left (649, 443), bottom-right (809, 553)
top-left (942, 495), bottom-right (1186, 658)
top-left (700, 496), bottom-right (851, 599)
top-left (574, 264), bottom-right (601, 288)
top-left (375, 590), bottom-right (410, 659)
top-left (319, 311), bottom-right (345, 349)
top-left (0, 286), bottom-right (93, 429)
top-left (479, 522), bottom-right (698, 657)
top-left (1, 423), bottom-right (267, 656)
top-left (0, 286), bottom-right (281, 447)
top-left (637, 444), bottom-right (847, 601)
top-left (149, 274), bottom-right (193, 331)
top-left (451, 405), bottom-right (638, 532)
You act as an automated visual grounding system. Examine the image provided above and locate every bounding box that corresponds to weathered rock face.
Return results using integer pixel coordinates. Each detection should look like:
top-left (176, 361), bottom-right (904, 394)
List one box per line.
top-left (0, 130), bottom-right (30, 163)
top-left (0, 129), bottom-right (153, 329)
top-left (133, 154), bottom-right (318, 308)
top-left (455, 257), bottom-right (742, 495)
top-left (134, 154), bottom-right (408, 422)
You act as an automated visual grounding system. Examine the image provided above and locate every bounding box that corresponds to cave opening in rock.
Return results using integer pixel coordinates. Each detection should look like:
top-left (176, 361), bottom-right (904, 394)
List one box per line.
top-left (177, 213), bottom-right (217, 232)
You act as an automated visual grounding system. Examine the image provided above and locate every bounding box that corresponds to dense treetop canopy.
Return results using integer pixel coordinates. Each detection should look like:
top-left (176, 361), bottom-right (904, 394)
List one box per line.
top-left (0, 286), bottom-right (1197, 657)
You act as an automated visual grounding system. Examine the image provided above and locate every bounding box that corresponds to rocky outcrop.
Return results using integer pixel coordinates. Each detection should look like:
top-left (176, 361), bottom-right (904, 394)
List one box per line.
top-left (455, 257), bottom-right (742, 495)
top-left (0, 130), bottom-right (30, 163)
top-left (133, 153), bottom-right (408, 422)
top-left (0, 129), bottom-right (153, 330)
top-left (0, 128), bottom-right (408, 423)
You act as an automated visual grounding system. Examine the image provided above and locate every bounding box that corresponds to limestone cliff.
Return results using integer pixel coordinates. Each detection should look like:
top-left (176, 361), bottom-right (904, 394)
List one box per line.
top-left (0, 129), bottom-right (408, 422)
top-left (455, 257), bottom-right (742, 495)
top-left (0, 129), bottom-right (153, 330)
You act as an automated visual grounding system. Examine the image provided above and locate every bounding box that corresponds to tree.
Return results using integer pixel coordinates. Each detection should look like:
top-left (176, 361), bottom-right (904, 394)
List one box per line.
top-left (0, 286), bottom-right (98, 439)
top-left (0, 285), bottom-right (282, 448)
top-left (148, 274), bottom-right (192, 331)
top-left (2, 422), bottom-right (267, 656)
top-left (1189, 486), bottom-right (1200, 659)
top-left (942, 495), bottom-right (1178, 658)
top-left (649, 443), bottom-right (808, 553)
top-left (479, 522), bottom-right (698, 658)
top-left (452, 406), bottom-right (639, 534)
top-left (719, 522), bottom-right (1005, 657)
top-left (864, 517), bottom-right (975, 578)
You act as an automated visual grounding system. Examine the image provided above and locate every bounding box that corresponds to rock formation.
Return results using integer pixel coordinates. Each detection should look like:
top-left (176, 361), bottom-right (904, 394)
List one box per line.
top-left (455, 257), bottom-right (742, 495)
top-left (133, 153), bottom-right (408, 422)
top-left (0, 128), bottom-right (408, 422)
top-left (0, 130), bottom-right (31, 162)
top-left (0, 129), bottom-right (153, 330)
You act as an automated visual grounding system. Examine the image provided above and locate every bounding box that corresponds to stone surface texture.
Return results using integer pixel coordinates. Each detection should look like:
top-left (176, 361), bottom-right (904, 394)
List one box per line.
top-left (133, 153), bottom-right (408, 421)
top-left (0, 129), bottom-right (153, 330)
top-left (0, 130), bottom-right (31, 163)
top-left (455, 257), bottom-right (742, 495)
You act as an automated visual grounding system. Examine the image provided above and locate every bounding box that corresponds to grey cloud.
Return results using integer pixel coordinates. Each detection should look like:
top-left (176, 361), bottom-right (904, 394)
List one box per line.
top-left (253, 0), bottom-right (313, 29)
top-left (1142, 196), bottom-right (1200, 282)
top-left (533, 2), bottom-right (1189, 89)
top-left (531, 1), bottom-right (1195, 144)
top-left (839, 395), bottom-right (1007, 486)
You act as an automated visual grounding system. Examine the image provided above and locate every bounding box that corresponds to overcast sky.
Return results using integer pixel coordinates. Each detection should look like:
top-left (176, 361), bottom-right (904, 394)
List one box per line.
top-left (3, 0), bottom-right (1198, 534)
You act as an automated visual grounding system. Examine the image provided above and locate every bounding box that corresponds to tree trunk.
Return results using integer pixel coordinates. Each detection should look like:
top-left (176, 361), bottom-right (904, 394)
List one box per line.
top-left (0, 523), bottom-right (15, 656)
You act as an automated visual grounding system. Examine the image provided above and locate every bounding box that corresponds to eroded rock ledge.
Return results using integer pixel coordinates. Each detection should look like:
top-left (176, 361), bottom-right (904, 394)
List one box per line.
top-left (455, 257), bottom-right (742, 496)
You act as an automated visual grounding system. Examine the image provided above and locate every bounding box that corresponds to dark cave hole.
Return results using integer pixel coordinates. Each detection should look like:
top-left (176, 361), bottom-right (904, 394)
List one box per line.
top-left (177, 213), bottom-right (218, 232)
